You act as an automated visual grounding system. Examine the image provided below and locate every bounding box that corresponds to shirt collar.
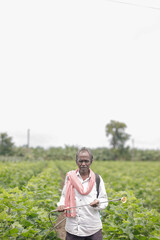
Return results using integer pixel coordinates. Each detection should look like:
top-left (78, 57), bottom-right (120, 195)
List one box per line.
top-left (77, 169), bottom-right (91, 181)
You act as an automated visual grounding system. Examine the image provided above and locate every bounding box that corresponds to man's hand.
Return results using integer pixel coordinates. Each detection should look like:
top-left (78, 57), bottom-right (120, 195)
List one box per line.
top-left (57, 205), bottom-right (66, 212)
top-left (90, 199), bottom-right (99, 207)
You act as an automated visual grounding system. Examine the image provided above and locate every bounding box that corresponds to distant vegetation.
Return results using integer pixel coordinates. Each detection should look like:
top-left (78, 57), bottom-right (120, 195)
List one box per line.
top-left (0, 143), bottom-right (160, 162)
top-left (0, 133), bottom-right (14, 156)
top-left (1, 121), bottom-right (160, 162)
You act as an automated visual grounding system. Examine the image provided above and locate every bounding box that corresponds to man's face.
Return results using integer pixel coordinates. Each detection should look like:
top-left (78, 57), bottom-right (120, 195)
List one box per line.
top-left (76, 150), bottom-right (92, 175)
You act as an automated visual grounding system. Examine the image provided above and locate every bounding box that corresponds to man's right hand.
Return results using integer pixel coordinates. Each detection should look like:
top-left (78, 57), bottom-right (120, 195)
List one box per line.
top-left (57, 205), bottom-right (65, 212)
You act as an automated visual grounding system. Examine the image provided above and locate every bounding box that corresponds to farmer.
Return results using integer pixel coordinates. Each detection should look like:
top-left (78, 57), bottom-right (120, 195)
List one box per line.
top-left (57, 147), bottom-right (108, 240)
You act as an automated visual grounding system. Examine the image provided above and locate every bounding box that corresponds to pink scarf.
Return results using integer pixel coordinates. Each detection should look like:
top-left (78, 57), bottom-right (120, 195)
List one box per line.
top-left (64, 169), bottom-right (95, 217)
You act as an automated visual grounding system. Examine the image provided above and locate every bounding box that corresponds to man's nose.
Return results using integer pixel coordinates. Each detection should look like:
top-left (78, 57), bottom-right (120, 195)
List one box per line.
top-left (82, 161), bottom-right (86, 165)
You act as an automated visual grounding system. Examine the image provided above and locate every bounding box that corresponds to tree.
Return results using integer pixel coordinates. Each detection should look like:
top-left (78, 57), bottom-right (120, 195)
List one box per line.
top-left (0, 132), bottom-right (14, 155)
top-left (105, 120), bottom-right (130, 149)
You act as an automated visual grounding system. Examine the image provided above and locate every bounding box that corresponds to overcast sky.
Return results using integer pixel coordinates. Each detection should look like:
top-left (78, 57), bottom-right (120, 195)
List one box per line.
top-left (0, 0), bottom-right (160, 149)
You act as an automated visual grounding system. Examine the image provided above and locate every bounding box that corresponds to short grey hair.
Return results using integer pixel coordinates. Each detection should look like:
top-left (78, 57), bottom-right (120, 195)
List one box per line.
top-left (76, 147), bottom-right (93, 162)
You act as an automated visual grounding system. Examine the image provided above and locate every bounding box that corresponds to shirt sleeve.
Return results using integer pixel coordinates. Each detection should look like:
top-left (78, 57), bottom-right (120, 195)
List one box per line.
top-left (96, 175), bottom-right (108, 210)
top-left (57, 175), bottom-right (68, 206)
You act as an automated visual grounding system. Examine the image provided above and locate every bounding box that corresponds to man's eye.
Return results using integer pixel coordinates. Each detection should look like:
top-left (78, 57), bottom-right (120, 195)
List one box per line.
top-left (79, 160), bottom-right (89, 163)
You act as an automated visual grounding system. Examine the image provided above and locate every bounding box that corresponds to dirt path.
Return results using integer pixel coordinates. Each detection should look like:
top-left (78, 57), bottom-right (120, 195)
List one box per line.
top-left (55, 212), bottom-right (66, 240)
top-left (55, 168), bottom-right (66, 240)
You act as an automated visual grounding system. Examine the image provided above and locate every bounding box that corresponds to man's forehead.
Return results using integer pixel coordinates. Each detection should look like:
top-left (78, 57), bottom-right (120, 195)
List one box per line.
top-left (78, 151), bottom-right (90, 157)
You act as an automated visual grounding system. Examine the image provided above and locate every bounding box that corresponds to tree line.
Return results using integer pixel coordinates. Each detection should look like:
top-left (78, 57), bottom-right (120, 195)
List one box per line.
top-left (1, 120), bottom-right (160, 161)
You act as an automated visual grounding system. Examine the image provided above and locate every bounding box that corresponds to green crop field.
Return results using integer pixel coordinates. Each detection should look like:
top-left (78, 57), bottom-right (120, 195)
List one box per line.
top-left (0, 160), bottom-right (160, 239)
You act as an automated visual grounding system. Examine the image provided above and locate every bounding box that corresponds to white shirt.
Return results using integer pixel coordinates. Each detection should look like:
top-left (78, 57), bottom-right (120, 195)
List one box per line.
top-left (57, 170), bottom-right (108, 236)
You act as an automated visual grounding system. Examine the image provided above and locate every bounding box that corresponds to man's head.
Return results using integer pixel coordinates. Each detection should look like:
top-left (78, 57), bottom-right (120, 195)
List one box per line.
top-left (76, 147), bottom-right (93, 175)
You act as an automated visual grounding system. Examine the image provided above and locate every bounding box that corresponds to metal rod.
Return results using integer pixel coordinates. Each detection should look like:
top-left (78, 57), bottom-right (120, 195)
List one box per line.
top-left (48, 197), bottom-right (126, 228)
top-left (54, 217), bottom-right (66, 228)
top-left (50, 198), bottom-right (122, 213)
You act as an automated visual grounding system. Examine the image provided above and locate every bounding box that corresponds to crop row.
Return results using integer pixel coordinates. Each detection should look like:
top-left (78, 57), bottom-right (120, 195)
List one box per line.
top-left (91, 161), bottom-right (160, 212)
top-left (0, 161), bottom-right (48, 190)
top-left (0, 162), bottom-right (62, 239)
top-left (94, 161), bottom-right (160, 239)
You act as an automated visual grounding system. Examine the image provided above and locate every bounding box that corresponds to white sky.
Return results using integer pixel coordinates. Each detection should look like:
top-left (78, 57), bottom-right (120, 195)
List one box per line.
top-left (0, 0), bottom-right (160, 149)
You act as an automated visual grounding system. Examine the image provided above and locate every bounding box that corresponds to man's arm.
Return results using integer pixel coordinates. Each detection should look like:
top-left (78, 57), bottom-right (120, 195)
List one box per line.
top-left (97, 175), bottom-right (108, 209)
top-left (56, 175), bottom-right (68, 211)
top-left (90, 175), bottom-right (108, 209)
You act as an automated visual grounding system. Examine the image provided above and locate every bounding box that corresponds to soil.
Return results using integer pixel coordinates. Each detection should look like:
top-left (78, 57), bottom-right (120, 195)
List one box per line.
top-left (55, 212), bottom-right (66, 240)
top-left (55, 169), bottom-right (66, 240)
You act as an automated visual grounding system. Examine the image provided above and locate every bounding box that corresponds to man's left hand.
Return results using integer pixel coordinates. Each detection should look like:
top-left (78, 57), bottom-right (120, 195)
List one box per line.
top-left (90, 199), bottom-right (99, 207)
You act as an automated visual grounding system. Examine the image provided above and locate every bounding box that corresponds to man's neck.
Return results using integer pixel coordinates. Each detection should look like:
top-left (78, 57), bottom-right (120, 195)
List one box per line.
top-left (80, 171), bottom-right (89, 180)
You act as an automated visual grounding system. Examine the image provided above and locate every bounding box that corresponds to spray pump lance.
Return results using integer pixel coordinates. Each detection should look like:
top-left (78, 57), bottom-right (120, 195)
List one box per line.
top-left (49, 197), bottom-right (127, 227)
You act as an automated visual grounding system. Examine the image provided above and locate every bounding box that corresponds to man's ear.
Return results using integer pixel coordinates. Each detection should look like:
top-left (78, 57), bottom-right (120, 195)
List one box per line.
top-left (89, 160), bottom-right (92, 165)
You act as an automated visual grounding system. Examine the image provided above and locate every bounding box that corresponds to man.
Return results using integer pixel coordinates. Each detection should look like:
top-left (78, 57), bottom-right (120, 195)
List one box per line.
top-left (57, 147), bottom-right (108, 240)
